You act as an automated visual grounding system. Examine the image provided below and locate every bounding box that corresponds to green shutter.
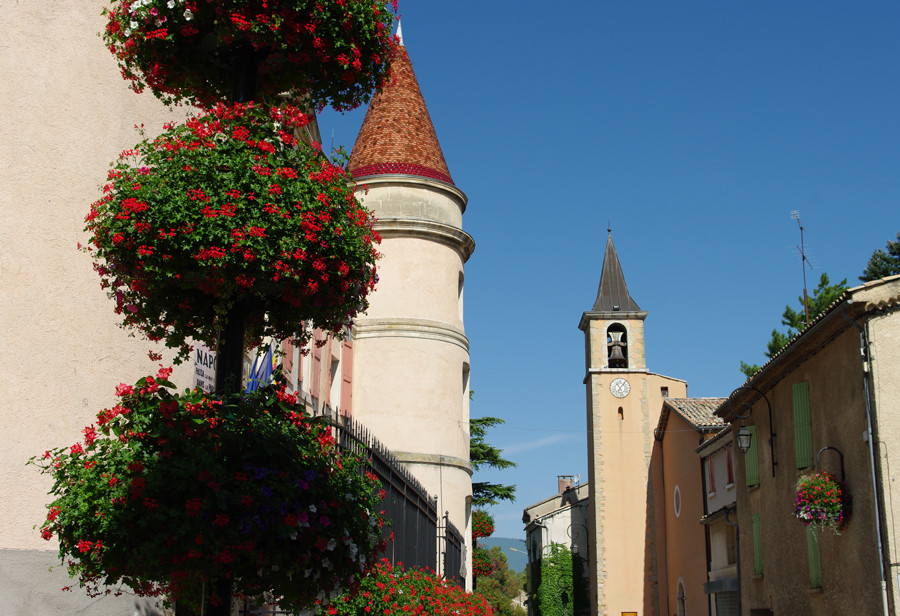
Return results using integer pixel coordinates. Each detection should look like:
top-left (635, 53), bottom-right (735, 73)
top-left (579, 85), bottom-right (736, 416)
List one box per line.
top-left (752, 514), bottom-right (763, 576)
top-left (806, 526), bottom-right (822, 588)
top-left (793, 382), bottom-right (813, 469)
top-left (745, 425), bottom-right (760, 487)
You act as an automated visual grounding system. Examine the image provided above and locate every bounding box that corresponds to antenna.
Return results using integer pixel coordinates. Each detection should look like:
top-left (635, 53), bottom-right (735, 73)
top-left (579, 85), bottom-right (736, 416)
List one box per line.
top-left (790, 211), bottom-right (812, 326)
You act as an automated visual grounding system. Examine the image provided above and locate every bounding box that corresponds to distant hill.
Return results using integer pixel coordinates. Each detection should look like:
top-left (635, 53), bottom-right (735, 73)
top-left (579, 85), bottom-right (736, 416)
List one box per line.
top-left (479, 537), bottom-right (528, 573)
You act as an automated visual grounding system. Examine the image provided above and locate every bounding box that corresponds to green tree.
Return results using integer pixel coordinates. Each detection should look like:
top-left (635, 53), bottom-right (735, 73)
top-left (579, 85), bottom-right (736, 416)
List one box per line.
top-left (533, 543), bottom-right (588, 616)
top-left (471, 415), bottom-right (517, 506)
top-left (860, 231), bottom-right (900, 282)
top-left (740, 273), bottom-right (848, 378)
top-left (476, 546), bottom-right (527, 616)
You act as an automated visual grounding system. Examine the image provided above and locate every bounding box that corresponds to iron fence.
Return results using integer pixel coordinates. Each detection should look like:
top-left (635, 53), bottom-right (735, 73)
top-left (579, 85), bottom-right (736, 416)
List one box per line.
top-left (234, 397), bottom-right (464, 615)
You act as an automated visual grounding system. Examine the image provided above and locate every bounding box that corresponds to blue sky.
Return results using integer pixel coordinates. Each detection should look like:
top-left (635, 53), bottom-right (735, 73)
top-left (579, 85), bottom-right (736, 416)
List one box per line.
top-left (321, 2), bottom-right (900, 537)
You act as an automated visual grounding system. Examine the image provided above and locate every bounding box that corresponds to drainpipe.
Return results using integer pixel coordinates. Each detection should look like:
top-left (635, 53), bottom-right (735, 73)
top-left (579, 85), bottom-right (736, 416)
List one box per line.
top-left (843, 307), bottom-right (891, 616)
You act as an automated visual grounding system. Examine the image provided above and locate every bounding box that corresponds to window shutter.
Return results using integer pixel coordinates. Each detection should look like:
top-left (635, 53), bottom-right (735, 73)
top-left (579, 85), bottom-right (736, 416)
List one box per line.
top-left (806, 526), bottom-right (822, 588)
top-left (745, 425), bottom-right (760, 487)
top-left (792, 382), bottom-right (813, 469)
top-left (752, 514), bottom-right (763, 576)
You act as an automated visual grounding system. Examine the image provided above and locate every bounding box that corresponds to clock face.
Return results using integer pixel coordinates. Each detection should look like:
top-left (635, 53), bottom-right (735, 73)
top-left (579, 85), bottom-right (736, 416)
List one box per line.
top-left (610, 378), bottom-right (631, 399)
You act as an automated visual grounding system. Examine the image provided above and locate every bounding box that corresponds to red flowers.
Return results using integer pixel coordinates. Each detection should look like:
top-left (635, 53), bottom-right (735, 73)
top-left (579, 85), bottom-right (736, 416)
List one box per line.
top-left (102, 0), bottom-right (398, 111)
top-left (85, 103), bottom-right (380, 364)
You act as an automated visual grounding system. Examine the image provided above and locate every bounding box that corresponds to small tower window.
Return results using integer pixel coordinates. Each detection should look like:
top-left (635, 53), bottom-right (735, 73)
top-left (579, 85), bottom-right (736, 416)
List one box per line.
top-left (606, 323), bottom-right (628, 368)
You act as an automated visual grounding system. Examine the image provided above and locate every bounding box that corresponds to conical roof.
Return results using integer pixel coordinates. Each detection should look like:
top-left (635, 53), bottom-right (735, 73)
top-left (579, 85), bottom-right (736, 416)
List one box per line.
top-left (348, 41), bottom-right (453, 185)
top-left (592, 232), bottom-right (641, 312)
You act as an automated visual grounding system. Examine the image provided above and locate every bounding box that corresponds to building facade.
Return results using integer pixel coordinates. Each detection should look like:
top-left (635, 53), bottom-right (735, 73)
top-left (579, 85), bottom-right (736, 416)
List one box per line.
top-left (523, 477), bottom-right (591, 616)
top-left (697, 427), bottom-right (739, 616)
top-left (347, 36), bottom-right (476, 585)
top-left (2, 4), bottom-right (473, 611)
top-left (650, 398), bottom-right (726, 616)
top-left (579, 232), bottom-right (688, 616)
top-left (717, 275), bottom-right (900, 616)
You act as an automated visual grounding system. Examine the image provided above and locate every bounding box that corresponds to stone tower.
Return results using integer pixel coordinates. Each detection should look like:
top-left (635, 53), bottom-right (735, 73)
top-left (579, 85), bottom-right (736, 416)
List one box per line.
top-left (579, 232), bottom-right (686, 616)
top-left (347, 33), bottom-right (476, 584)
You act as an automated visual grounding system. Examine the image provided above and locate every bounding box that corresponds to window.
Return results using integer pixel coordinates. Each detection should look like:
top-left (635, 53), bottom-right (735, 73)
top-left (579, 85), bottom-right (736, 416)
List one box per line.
top-left (661, 386), bottom-right (669, 398)
top-left (745, 426), bottom-right (760, 487)
top-left (674, 485), bottom-right (682, 518)
top-left (606, 323), bottom-right (628, 368)
top-left (752, 514), bottom-right (763, 576)
top-left (707, 457), bottom-right (716, 495)
top-left (725, 445), bottom-right (734, 486)
top-left (806, 525), bottom-right (822, 588)
top-left (792, 382), bottom-right (813, 469)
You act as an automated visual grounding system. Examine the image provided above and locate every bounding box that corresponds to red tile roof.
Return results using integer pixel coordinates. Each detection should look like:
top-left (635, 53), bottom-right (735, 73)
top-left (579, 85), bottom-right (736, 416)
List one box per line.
top-left (348, 46), bottom-right (453, 185)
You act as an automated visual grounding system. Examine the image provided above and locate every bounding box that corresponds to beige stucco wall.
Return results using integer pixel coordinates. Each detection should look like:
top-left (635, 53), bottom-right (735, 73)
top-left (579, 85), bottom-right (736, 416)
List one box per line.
top-left (582, 311), bottom-right (687, 616)
top-left (868, 304), bottom-right (900, 616)
top-left (352, 178), bottom-right (474, 585)
top-left (656, 416), bottom-right (715, 616)
top-left (1, 2), bottom-right (194, 612)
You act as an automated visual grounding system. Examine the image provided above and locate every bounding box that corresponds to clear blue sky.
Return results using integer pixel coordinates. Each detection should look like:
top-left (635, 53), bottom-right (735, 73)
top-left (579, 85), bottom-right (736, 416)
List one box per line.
top-left (321, 2), bottom-right (900, 538)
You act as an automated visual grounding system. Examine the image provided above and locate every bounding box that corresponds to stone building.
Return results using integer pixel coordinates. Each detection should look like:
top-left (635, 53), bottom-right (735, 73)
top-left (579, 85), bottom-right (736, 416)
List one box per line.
top-left (715, 275), bottom-right (900, 616)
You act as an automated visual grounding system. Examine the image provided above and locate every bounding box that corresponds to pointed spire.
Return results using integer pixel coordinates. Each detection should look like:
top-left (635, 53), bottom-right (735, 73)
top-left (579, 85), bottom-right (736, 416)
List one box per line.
top-left (348, 41), bottom-right (454, 185)
top-left (592, 231), bottom-right (641, 312)
top-left (396, 20), bottom-right (404, 46)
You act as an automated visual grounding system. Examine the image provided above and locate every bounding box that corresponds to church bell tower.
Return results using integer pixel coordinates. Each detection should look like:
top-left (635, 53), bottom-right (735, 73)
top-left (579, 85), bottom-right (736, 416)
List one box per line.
top-left (580, 231), bottom-right (686, 616)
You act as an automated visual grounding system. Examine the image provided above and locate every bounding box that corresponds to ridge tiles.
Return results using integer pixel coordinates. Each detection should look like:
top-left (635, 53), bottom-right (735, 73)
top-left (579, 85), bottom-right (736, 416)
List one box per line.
top-left (348, 44), bottom-right (453, 185)
top-left (592, 233), bottom-right (641, 312)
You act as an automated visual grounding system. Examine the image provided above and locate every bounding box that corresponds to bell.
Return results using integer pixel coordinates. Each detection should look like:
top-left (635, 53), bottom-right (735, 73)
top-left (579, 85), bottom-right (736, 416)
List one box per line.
top-left (609, 345), bottom-right (626, 362)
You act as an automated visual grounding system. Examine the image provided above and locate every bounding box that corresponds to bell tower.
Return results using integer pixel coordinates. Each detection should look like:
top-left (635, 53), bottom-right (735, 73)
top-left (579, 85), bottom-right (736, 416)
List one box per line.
top-left (579, 231), bottom-right (686, 616)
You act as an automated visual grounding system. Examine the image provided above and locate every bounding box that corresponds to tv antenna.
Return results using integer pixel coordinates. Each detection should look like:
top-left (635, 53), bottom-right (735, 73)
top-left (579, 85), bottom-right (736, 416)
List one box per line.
top-left (790, 211), bottom-right (812, 327)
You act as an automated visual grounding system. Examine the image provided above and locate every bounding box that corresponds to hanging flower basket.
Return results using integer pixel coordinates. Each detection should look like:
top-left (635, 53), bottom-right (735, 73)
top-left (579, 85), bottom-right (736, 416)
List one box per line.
top-left (327, 559), bottom-right (494, 616)
top-left (102, 0), bottom-right (399, 110)
top-left (793, 471), bottom-right (851, 534)
top-left (30, 369), bottom-right (387, 612)
top-left (84, 102), bottom-right (380, 363)
top-left (472, 509), bottom-right (494, 541)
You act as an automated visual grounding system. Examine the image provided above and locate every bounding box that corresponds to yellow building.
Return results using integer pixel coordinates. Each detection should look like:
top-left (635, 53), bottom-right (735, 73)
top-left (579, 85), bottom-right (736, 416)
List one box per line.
top-left (579, 232), bottom-right (687, 616)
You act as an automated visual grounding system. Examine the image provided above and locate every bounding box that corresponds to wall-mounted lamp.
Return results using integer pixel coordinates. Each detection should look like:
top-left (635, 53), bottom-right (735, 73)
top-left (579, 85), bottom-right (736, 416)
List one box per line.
top-left (726, 384), bottom-right (777, 477)
top-left (736, 425), bottom-right (753, 454)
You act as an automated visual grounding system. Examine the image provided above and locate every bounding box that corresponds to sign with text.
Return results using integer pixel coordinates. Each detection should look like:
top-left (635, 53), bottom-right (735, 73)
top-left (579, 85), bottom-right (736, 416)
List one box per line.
top-left (194, 342), bottom-right (216, 393)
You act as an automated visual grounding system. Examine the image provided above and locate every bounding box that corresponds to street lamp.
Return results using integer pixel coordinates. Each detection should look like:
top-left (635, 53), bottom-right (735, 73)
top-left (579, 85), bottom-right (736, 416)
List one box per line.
top-left (726, 384), bottom-right (776, 476)
top-left (736, 425), bottom-right (753, 454)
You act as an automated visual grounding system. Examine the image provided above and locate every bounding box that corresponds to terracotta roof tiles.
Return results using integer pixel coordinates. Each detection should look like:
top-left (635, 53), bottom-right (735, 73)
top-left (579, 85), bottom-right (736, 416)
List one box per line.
top-left (348, 46), bottom-right (453, 185)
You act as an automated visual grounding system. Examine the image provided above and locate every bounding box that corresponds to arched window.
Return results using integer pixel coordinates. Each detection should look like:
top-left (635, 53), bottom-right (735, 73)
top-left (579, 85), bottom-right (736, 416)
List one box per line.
top-left (677, 578), bottom-right (686, 616)
top-left (606, 323), bottom-right (628, 368)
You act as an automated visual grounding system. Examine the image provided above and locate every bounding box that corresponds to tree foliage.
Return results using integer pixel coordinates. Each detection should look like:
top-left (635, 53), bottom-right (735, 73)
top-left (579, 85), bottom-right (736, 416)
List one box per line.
top-left (533, 543), bottom-right (588, 616)
top-left (740, 273), bottom-right (847, 378)
top-left (475, 546), bottom-right (526, 616)
top-left (471, 416), bottom-right (517, 507)
top-left (860, 231), bottom-right (900, 282)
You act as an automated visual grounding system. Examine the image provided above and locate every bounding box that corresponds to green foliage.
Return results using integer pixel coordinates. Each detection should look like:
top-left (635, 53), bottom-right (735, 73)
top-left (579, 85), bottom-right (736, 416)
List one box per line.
top-left (29, 370), bottom-right (385, 612)
top-left (329, 560), bottom-right (494, 616)
top-left (102, 0), bottom-right (399, 110)
top-left (471, 416), bottom-right (517, 507)
top-left (475, 546), bottom-right (526, 616)
top-left (85, 103), bottom-right (380, 362)
top-left (860, 231), bottom-right (900, 282)
top-left (740, 273), bottom-right (847, 378)
top-left (534, 544), bottom-right (588, 616)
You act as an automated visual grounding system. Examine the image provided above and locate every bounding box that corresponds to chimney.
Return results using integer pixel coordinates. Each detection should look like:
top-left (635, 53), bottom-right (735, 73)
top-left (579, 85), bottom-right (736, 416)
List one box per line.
top-left (558, 475), bottom-right (574, 494)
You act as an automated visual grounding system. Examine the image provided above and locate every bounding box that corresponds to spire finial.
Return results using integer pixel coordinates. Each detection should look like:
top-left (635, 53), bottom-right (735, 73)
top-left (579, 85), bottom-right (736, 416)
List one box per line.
top-left (608, 220), bottom-right (612, 235)
top-left (396, 19), bottom-right (404, 46)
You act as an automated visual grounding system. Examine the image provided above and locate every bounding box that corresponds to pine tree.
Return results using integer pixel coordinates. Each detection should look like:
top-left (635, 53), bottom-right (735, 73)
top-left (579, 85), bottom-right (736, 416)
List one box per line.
top-left (860, 231), bottom-right (900, 282)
